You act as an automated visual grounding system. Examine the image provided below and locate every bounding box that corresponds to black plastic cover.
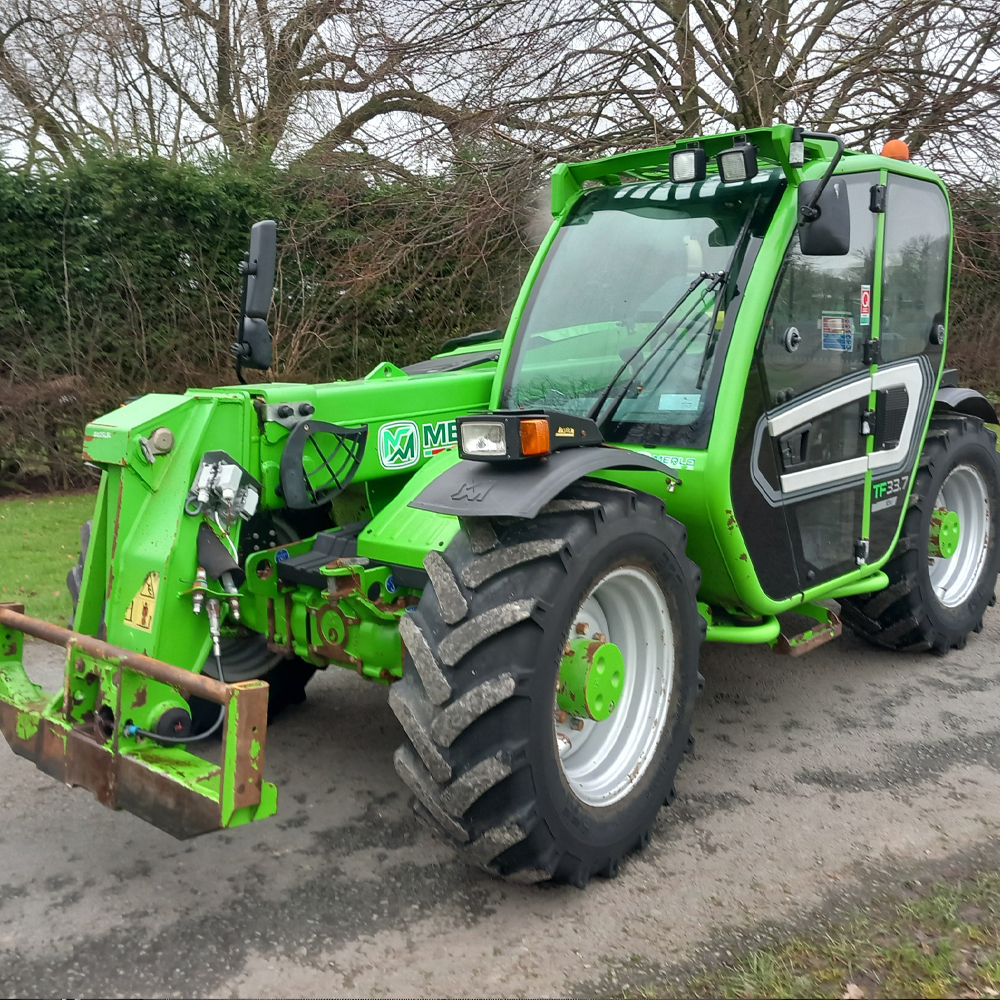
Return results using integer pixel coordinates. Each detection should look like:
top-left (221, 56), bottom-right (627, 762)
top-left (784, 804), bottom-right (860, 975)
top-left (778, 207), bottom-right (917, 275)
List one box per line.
top-left (279, 420), bottom-right (367, 509)
top-left (275, 523), bottom-right (365, 588)
top-left (197, 522), bottom-right (244, 586)
top-left (934, 386), bottom-right (998, 424)
top-left (402, 350), bottom-right (500, 376)
top-left (410, 446), bottom-right (672, 519)
top-left (875, 385), bottom-right (909, 449)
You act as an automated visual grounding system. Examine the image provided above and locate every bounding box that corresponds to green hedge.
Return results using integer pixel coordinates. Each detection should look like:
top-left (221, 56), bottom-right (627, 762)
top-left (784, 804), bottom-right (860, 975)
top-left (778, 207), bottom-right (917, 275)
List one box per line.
top-left (0, 154), bottom-right (534, 489)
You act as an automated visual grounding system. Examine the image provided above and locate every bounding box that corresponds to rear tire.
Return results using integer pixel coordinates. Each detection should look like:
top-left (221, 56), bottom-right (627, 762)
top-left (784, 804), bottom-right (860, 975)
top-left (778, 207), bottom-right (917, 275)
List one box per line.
top-left (841, 414), bottom-right (1000, 652)
top-left (192, 510), bottom-right (317, 728)
top-left (390, 482), bottom-right (703, 886)
top-left (66, 519), bottom-right (93, 628)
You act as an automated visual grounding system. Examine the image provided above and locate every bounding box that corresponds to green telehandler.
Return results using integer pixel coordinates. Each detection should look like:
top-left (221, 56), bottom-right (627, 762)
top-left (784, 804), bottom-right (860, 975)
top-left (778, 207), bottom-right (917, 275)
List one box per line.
top-left (2, 126), bottom-right (998, 887)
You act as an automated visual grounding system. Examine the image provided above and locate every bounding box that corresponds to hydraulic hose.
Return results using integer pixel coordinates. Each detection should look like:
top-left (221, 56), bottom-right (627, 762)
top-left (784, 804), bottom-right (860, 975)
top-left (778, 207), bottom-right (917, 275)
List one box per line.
top-left (122, 652), bottom-right (227, 744)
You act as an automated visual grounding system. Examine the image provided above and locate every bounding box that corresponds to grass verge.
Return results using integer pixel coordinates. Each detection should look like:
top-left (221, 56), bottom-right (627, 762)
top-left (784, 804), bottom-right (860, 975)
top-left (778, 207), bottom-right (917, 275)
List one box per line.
top-left (618, 874), bottom-right (1000, 999)
top-left (0, 492), bottom-right (98, 625)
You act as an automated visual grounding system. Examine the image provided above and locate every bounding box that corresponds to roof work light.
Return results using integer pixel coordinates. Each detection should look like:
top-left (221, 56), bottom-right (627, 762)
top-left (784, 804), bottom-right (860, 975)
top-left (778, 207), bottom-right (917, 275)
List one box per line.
top-left (717, 139), bottom-right (759, 182)
top-left (669, 147), bottom-right (707, 183)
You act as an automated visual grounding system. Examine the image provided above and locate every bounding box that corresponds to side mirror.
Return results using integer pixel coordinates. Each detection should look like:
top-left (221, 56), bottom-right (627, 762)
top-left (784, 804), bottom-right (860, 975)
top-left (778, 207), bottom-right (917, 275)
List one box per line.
top-left (798, 178), bottom-right (850, 256)
top-left (245, 220), bottom-right (276, 318)
top-left (232, 220), bottom-right (277, 376)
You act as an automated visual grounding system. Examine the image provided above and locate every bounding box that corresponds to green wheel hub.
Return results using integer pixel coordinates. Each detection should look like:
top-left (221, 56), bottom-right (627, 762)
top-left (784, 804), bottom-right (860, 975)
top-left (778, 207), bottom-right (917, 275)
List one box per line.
top-left (929, 507), bottom-right (961, 559)
top-left (557, 636), bottom-right (626, 722)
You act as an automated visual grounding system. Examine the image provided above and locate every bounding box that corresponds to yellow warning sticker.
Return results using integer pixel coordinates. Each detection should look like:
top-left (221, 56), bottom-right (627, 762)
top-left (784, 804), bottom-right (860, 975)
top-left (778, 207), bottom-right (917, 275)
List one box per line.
top-left (123, 572), bottom-right (159, 632)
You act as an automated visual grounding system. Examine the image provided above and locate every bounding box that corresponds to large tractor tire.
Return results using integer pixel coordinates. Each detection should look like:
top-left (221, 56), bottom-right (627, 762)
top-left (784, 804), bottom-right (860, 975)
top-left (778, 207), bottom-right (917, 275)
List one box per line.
top-left (67, 512), bottom-right (315, 726)
top-left (841, 413), bottom-right (1000, 653)
top-left (390, 482), bottom-right (703, 886)
top-left (66, 518), bottom-right (93, 627)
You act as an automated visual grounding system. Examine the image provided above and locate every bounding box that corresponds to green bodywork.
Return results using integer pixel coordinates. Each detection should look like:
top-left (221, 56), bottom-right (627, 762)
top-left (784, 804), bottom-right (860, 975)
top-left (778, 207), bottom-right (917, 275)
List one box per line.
top-left (929, 508), bottom-right (960, 559)
top-left (557, 637), bottom-right (626, 722)
top-left (0, 125), bottom-right (955, 835)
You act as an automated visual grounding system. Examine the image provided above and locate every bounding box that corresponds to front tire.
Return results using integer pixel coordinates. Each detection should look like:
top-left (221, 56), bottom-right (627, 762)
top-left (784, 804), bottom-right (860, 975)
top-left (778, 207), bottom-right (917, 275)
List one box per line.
top-left (390, 482), bottom-right (703, 886)
top-left (842, 414), bottom-right (1000, 652)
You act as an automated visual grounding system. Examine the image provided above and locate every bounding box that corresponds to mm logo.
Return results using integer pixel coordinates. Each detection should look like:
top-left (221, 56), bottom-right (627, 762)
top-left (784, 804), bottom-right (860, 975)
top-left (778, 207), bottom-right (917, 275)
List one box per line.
top-left (450, 481), bottom-right (494, 503)
top-left (378, 421), bottom-right (419, 469)
top-left (422, 419), bottom-right (458, 457)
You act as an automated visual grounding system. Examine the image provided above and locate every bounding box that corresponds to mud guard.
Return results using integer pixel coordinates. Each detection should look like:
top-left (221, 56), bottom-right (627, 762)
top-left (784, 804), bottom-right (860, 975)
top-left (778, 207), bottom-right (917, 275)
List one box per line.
top-left (934, 386), bottom-right (998, 425)
top-left (409, 445), bottom-right (673, 519)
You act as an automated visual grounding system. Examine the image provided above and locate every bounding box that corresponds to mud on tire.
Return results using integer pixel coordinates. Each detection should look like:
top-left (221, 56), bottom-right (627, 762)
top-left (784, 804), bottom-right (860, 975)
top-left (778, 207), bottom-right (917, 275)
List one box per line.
top-left (841, 413), bottom-right (1000, 653)
top-left (390, 482), bottom-right (703, 886)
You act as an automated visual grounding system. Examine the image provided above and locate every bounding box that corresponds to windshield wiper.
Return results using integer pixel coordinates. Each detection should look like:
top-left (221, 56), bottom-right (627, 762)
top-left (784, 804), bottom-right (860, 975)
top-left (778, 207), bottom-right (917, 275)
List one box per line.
top-left (594, 274), bottom-right (726, 430)
top-left (695, 198), bottom-right (760, 390)
top-left (586, 271), bottom-right (717, 424)
top-left (598, 197), bottom-right (762, 430)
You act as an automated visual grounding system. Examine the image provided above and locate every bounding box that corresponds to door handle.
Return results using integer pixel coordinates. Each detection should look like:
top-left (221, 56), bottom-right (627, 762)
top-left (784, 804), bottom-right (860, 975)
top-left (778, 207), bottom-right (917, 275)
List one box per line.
top-left (779, 424), bottom-right (811, 468)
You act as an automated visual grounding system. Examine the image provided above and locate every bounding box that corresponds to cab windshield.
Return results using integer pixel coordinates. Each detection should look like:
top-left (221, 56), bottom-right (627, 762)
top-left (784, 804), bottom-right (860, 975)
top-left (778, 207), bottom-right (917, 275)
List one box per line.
top-left (502, 172), bottom-right (783, 445)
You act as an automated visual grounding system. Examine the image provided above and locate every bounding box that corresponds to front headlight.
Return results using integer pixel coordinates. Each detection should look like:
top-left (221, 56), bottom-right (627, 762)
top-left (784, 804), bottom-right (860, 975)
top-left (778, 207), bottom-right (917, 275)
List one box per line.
top-left (460, 421), bottom-right (507, 457)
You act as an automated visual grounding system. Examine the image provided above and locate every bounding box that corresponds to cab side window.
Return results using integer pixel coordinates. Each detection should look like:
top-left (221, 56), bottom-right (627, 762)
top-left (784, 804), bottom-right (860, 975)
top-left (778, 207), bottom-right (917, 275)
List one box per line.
top-left (759, 172), bottom-right (877, 407)
top-left (879, 176), bottom-right (950, 363)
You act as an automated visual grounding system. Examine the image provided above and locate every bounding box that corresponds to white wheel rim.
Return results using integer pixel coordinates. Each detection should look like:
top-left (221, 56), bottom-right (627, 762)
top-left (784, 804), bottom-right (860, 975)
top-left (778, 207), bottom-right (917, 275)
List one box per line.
top-left (928, 463), bottom-right (991, 608)
top-left (554, 566), bottom-right (675, 807)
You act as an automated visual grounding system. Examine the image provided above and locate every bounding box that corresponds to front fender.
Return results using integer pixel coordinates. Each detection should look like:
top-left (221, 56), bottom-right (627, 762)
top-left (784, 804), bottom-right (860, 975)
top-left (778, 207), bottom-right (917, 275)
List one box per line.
top-left (409, 446), bottom-right (674, 519)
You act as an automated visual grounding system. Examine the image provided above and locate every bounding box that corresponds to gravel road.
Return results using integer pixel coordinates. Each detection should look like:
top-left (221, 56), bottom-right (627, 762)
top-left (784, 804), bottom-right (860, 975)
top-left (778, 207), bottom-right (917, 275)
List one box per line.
top-left (2, 607), bottom-right (1000, 998)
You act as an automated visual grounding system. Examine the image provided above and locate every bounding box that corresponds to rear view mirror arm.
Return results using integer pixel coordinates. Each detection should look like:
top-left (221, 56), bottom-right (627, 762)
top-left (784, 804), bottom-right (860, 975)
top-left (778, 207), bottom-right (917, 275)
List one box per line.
top-left (232, 250), bottom-right (253, 385)
top-left (799, 131), bottom-right (845, 223)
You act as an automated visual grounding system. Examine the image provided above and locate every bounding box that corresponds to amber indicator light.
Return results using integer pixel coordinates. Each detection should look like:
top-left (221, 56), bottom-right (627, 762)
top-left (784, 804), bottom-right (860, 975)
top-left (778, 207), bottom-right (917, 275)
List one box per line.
top-left (519, 418), bottom-right (550, 456)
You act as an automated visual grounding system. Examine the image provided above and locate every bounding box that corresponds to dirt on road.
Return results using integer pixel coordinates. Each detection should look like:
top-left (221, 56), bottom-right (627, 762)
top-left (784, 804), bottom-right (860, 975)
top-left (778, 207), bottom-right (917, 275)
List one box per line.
top-left (2, 608), bottom-right (1000, 998)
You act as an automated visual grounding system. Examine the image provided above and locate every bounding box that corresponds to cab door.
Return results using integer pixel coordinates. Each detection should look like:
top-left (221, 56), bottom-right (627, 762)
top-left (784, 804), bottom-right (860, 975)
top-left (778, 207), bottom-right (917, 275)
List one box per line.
top-left (738, 171), bottom-right (878, 599)
top-left (866, 173), bottom-right (951, 563)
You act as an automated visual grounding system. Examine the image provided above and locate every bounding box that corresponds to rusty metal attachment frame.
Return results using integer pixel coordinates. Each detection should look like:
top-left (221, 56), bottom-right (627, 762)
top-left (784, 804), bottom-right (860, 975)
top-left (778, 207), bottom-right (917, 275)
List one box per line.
top-left (0, 603), bottom-right (277, 838)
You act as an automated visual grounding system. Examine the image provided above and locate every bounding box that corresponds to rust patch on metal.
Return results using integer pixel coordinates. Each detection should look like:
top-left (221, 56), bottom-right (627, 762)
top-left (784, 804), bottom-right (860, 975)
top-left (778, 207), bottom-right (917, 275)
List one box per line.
top-left (283, 594), bottom-right (294, 654)
top-left (774, 609), bottom-right (843, 657)
top-left (327, 571), bottom-right (362, 601)
top-left (307, 602), bottom-right (362, 668)
top-left (131, 684), bottom-right (147, 709)
top-left (0, 701), bottom-right (227, 839)
top-left (225, 682), bottom-right (267, 814)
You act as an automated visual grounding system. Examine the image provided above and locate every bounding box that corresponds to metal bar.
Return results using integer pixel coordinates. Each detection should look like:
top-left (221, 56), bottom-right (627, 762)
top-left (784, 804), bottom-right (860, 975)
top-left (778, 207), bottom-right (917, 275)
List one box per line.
top-left (0, 604), bottom-right (229, 705)
top-left (221, 681), bottom-right (268, 820)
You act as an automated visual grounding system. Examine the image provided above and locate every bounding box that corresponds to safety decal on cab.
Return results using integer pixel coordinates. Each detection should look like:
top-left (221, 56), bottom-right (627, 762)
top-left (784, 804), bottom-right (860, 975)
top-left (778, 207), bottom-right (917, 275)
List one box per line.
top-left (860, 285), bottom-right (871, 327)
top-left (821, 312), bottom-right (854, 352)
top-left (123, 572), bottom-right (159, 632)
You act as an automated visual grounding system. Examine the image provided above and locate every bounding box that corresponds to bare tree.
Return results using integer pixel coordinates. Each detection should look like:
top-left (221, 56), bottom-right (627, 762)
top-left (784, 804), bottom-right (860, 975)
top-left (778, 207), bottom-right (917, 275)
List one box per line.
top-left (0, 1), bottom-right (569, 166)
top-left (511, 0), bottom-right (1000, 172)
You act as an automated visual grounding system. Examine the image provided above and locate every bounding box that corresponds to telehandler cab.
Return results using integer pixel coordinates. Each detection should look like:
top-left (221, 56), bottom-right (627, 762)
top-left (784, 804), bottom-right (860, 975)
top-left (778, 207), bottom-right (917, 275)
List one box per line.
top-left (2, 126), bottom-right (998, 886)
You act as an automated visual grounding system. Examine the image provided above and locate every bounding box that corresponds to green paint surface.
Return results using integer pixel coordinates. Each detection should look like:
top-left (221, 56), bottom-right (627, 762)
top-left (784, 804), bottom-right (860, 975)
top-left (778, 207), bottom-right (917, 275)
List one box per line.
top-left (557, 638), bottom-right (625, 722)
top-left (15, 711), bottom-right (39, 740)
